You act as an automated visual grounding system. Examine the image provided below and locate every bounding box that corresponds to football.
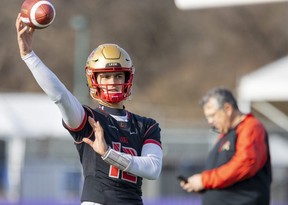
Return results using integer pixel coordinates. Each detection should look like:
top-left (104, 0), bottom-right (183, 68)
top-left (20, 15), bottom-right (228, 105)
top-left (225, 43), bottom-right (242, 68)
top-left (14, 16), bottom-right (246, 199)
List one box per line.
top-left (20, 0), bottom-right (56, 29)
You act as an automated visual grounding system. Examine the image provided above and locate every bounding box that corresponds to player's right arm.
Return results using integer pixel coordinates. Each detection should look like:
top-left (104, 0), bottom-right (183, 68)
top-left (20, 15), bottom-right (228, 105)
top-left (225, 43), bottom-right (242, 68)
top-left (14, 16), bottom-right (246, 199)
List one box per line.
top-left (16, 14), bottom-right (85, 129)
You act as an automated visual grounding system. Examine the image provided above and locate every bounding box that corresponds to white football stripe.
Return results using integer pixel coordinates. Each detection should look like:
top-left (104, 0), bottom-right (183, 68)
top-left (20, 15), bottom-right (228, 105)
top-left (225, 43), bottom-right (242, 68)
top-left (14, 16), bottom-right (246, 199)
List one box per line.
top-left (30, 0), bottom-right (56, 28)
top-left (20, 17), bottom-right (30, 24)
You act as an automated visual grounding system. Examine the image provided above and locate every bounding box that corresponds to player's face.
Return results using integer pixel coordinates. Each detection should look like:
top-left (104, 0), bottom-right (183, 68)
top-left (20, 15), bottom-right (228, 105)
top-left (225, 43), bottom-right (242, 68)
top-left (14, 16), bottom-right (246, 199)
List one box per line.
top-left (203, 98), bottom-right (231, 134)
top-left (97, 72), bottom-right (125, 94)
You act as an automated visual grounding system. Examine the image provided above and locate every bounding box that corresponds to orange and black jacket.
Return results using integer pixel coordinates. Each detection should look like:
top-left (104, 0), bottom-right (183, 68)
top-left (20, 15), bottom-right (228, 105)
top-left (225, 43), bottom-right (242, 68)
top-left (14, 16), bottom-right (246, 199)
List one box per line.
top-left (201, 114), bottom-right (272, 205)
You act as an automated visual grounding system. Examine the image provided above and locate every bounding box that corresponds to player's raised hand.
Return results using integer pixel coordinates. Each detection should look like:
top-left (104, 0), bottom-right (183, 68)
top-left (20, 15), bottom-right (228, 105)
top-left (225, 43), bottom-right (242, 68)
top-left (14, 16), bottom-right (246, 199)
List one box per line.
top-left (83, 116), bottom-right (108, 156)
top-left (16, 13), bottom-right (34, 57)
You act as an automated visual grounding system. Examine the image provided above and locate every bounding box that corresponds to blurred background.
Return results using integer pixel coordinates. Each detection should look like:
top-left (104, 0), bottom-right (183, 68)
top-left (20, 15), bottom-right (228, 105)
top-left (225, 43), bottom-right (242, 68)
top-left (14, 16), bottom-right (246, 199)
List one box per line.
top-left (1, 0), bottom-right (288, 204)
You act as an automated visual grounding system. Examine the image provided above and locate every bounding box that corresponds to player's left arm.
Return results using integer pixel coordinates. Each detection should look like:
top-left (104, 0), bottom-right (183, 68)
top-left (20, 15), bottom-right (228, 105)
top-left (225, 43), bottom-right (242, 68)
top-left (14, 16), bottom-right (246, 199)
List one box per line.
top-left (125, 122), bottom-right (162, 180)
top-left (84, 118), bottom-right (162, 180)
top-left (125, 142), bottom-right (162, 180)
top-left (102, 122), bottom-right (162, 180)
top-left (100, 142), bottom-right (162, 180)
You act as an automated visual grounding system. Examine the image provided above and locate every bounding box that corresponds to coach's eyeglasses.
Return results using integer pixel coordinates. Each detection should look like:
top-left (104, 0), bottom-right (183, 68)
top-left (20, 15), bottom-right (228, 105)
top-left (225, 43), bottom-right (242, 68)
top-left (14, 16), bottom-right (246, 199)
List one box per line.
top-left (205, 107), bottom-right (223, 122)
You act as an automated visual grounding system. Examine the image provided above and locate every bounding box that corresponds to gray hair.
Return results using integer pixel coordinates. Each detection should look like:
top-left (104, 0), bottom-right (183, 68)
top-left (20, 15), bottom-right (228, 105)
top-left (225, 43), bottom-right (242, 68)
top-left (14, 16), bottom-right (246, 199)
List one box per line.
top-left (199, 87), bottom-right (239, 110)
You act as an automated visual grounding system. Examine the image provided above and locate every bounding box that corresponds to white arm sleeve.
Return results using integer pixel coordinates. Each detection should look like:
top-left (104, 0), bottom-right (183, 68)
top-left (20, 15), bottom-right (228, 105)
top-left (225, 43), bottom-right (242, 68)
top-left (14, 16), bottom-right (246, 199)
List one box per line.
top-left (127, 143), bottom-right (163, 180)
top-left (22, 51), bottom-right (85, 129)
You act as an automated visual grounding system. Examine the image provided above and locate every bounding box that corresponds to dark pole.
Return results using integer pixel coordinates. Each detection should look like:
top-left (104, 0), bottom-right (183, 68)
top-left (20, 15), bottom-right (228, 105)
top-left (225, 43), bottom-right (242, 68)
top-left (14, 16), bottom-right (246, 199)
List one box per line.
top-left (70, 15), bottom-right (90, 104)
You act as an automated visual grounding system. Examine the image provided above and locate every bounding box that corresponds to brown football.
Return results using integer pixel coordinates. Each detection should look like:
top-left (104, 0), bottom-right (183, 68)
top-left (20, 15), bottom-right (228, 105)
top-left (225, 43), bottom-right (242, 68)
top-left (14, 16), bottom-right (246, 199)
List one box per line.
top-left (20, 0), bottom-right (56, 29)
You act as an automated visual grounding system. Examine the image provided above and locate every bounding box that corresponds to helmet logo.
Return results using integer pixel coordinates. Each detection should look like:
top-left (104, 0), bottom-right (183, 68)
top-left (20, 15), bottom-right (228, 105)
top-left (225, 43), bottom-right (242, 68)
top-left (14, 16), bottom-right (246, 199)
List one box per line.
top-left (106, 62), bottom-right (121, 67)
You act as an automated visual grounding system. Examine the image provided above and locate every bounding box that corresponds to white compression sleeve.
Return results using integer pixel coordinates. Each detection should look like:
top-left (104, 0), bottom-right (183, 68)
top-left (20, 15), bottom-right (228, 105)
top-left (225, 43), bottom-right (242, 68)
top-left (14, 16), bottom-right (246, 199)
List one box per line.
top-left (22, 51), bottom-right (85, 129)
top-left (127, 143), bottom-right (162, 180)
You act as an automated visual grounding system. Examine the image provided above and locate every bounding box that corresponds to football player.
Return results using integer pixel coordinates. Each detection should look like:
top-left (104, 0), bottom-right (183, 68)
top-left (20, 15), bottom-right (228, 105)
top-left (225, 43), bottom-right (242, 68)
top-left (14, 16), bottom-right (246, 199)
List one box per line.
top-left (16, 14), bottom-right (162, 205)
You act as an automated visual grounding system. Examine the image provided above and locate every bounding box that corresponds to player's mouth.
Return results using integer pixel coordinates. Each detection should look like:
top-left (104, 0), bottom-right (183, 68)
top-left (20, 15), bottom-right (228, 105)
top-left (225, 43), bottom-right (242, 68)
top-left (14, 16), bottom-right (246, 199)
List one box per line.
top-left (103, 88), bottom-right (121, 93)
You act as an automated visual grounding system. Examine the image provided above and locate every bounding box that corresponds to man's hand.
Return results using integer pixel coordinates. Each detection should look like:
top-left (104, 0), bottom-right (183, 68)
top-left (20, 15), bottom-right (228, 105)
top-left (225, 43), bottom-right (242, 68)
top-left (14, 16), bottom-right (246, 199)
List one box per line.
top-left (83, 116), bottom-right (108, 156)
top-left (16, 13), bottom-right (34, 57)
top-left (180, 173), bottom-right (204, 193)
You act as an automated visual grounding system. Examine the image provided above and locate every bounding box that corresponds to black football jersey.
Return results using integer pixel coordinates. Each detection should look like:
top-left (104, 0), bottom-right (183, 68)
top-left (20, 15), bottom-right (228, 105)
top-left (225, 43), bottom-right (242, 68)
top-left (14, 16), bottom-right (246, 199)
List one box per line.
top-left (63, 105), bottom-right (161, 205)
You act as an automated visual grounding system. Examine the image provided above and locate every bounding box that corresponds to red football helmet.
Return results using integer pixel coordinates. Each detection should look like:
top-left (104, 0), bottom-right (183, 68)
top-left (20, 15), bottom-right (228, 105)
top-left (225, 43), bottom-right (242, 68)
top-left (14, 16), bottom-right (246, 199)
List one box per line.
top-left (85, 44), bottom-right (135, 103)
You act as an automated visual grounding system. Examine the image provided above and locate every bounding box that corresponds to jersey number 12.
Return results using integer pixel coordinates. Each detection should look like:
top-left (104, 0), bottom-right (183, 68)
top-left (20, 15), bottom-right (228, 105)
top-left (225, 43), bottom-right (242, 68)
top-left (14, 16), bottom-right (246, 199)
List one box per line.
top-left (109, 142), bottom-right (137, 183)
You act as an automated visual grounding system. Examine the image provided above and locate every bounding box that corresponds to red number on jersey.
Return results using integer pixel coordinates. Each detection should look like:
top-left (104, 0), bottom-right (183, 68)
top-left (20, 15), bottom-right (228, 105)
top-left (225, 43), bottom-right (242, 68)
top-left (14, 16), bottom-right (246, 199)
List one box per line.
top-left (109, 142), bottom-right (138, 183)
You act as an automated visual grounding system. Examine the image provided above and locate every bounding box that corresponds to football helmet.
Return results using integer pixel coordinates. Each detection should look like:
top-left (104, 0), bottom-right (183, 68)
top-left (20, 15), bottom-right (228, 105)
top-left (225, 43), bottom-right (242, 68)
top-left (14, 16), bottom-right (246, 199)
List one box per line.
top-left (85, 44), bottom-right (135, 103)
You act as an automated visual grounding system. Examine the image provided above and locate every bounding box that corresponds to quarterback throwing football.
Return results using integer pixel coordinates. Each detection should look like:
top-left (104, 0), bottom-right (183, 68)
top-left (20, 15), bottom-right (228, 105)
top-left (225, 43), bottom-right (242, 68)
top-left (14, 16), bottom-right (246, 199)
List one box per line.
top-left (16, 14), bottom-right (162, 205)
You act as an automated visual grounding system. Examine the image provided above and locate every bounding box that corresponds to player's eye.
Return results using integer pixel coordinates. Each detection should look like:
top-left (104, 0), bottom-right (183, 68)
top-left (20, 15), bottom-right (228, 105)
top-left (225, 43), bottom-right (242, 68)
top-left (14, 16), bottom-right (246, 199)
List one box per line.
top-left (115, 73), bottom-right (125, 79)
top-left (98, 73), bottom-right (110, 79)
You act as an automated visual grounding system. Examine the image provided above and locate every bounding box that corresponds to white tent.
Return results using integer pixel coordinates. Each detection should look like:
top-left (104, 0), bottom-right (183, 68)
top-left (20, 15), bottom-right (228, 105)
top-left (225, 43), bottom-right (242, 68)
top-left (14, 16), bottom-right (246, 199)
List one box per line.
top-left (174, 0), bottom-right (288, 10)
top-left (0, 92), bottom-right (68, 138)
top-left (237, 56), bottom-right (288, 132)
top-left (238, 56), bottom-right (288, 167)
top-left (0, 92), bottom-right (69, 201)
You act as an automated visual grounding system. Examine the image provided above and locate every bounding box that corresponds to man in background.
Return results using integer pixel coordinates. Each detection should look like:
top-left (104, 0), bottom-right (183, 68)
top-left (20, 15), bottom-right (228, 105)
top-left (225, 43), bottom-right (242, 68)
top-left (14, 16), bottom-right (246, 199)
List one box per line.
top-left (180, 87), bottom-right (272, 205)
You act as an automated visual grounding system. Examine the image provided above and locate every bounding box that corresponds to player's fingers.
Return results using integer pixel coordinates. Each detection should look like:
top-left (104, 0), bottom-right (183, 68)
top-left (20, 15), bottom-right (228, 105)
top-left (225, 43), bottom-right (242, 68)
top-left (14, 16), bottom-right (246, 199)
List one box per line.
top-left (18, 26), bottom-right (28, 37)
top-left (94, 121), bottom-right (107, 144)
top-left (95, 121), bottom-right (104, 135)
top-left (16, 13), bottom-right (21, 27)
top-left (16, 13), bottom-right (28, 33)
top-left (88, 116), bottom-right (97, 129)
top-left (88, 118), bottom-right (103, 136)
top-left (82, 138), bottom-right (93, 146)
top-left (27, 26), bottom-right (35, 34)
top-left (88, 117), bottom-right (106, 142)
top-left (16, 15), bottom-right (23, 32)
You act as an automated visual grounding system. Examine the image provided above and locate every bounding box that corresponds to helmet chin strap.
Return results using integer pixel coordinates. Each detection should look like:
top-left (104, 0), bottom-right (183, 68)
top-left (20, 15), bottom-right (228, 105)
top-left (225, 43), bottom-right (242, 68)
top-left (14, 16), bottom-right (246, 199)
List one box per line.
top-left (104, 92), bottom-right (124, 103)
top-left (99, 89), bottom-right (124, 103)
top-left (96, 99), bottom-right (124, 109)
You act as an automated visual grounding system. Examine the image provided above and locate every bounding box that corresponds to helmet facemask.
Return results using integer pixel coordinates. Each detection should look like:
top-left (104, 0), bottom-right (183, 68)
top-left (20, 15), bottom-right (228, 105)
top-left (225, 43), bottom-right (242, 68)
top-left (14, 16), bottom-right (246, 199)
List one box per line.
top-left (86, 68), bottom-right (134, 103)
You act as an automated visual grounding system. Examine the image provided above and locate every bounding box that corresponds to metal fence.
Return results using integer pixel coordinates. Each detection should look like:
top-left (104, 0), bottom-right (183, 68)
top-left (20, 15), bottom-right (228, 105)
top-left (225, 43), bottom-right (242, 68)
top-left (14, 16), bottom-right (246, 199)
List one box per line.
top-left (0, 129), bottom-right (287, 205)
